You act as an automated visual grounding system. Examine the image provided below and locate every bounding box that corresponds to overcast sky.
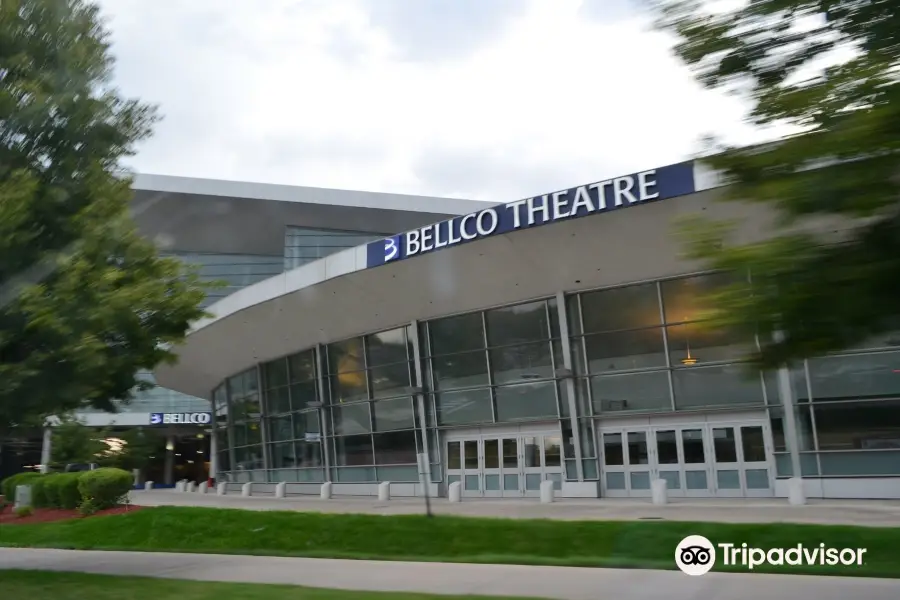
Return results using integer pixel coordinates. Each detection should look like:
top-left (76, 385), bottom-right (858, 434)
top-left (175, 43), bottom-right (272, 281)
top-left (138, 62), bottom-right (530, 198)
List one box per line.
top-left (97, 0), bottom-right (770, 202)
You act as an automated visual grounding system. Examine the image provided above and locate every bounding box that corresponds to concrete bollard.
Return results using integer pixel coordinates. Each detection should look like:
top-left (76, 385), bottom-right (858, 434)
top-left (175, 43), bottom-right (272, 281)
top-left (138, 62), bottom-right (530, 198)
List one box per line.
top-left (787, 477), bottom-right (807, 506)
top-left (320, 481), bottom-right (332, 500)
top-left (651, 478), bottom-right (668, 505)
top-left (14, 485), bottom-right (33, 510)
top-left (144, 481), bottom-right (154, 491)
top-left (241, 482), bottom-right (252, 497)
top-left (275, 481), bottom-right (286, 499)
top-left (217, 482), bottom-right (227, 496)
top-left (448, 481), bottom-right (461, 503)
top-left (198, 482), bottom-right (208, 494)
top-left (377, 481), bottom-right (391, 501)
top-left (540, 480), bottom-right (555, 504)
top-left (186, 481), bottom-right (197, 493)
top-left (174, 481), bottom-right (183, 492)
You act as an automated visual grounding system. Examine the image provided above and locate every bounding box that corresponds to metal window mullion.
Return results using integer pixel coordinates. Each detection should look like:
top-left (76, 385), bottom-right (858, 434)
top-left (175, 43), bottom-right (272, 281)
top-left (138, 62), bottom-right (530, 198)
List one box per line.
top-left (555, 292), bottom-right (584, 481)
top-left (314, 344), bottom-right (332, 479)
top-left (482, 311), bottom-right (497, 423)
top-left (255, 363), bottom-right (271, 478)
top-left (657, 281), bottom-right (677, 411)
top-left (804, 359), bottom-right (822, 475)
top-left (576, 294), bottom-right (594, 417)
top-left (409, 319), bottom-right (434, 487)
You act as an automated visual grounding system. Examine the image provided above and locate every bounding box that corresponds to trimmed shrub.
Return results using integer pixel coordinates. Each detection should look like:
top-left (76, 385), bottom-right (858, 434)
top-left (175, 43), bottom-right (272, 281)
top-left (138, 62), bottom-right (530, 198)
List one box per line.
top-left (77, 468), bottom-right (132, 510)
top-left (50, 472), bottom-right (84, 509)
top-left (30, 475), bottom-right (51, 508)
top-left (1, 471), bottom-right (42, 502)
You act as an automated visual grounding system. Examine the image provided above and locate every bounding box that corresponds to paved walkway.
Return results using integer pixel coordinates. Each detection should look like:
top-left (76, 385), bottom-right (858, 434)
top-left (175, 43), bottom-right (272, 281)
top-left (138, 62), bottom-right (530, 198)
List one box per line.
top-left (130, 489), bottom-right (900, 527)
top-left (2, 548), bottom-right (899, 600)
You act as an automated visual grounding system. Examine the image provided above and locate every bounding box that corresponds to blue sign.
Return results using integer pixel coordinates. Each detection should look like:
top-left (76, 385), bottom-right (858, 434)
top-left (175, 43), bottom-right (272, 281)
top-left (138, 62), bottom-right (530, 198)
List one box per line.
top-left (366, 161), bottom-right (696, 268)
top-left (149, 412), bottom-right (212, 425)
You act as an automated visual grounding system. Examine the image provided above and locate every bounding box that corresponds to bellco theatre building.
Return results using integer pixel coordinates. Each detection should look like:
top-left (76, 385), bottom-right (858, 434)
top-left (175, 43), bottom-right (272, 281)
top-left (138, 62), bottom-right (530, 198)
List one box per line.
top-left (155, 160), bottom-right (900, 500)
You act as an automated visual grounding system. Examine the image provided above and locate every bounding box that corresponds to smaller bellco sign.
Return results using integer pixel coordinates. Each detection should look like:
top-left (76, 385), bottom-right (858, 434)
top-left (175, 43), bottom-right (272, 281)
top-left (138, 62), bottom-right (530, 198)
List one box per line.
top-left (149, 412), bottom-right (212, 426)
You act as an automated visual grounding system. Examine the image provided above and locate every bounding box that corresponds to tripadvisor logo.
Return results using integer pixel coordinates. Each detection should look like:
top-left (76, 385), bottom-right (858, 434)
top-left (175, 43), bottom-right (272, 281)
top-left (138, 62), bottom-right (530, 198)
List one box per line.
top-left (675, 535), bottom-right (868, 576)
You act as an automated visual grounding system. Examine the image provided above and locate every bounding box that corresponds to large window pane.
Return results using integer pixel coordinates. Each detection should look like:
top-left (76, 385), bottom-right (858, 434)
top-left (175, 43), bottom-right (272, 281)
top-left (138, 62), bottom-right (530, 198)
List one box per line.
top-left (330, 371), bottom-right (368, 403)
top-left (366, 328), bottom-right (409, 367)
top-left (263, 358), bottom-right (289, 388)
top-left (295, 441), bottom-right (322, 468)
top-left (672, 365), bottom-right (764, 409)
top-left (818, 451), bottom-right (900, 476)
top-left (432, 351), bottom-right (489, 390)
top-left (334, 435), bottom-right (373, 466)
top-left (770, 406), bottom-right (815, 452)
top-left (666, 323), bottom-right (751, 365)
top-left (489, 342), bottom-right (554, 384)
top-left (289, 351), bottom-right (316, 383)
top-left (590, 371), bottom-right (671, 413)
top-left (485, 301), bottom-right (550, 346)
top-left (763, 368), bottom-right (810, 405)
top-left (270, 442), bottom-right (296, 468)
top-left (372, 397), bottom-right (416, 431)
top-left (434, 388), bottom-right (493, 425)
top-left (812, 399), bottom-right (900, 450)
top-left (807, 352), bottom-right (900, 401)
top-left (333, 403), bottom-right (371, 435)
top-left (328, 337), bottom-right (365, 373)
top-left (428, 313), bottom-right (484, 355)
top-left (369, 362), bottom-right (412, 399)
top-left (293, 410), bottom-right (320, 438)
top-left (580, 283), bottom-right (661, 333)
top-left (494, 382), bottom-right (558, 422)
top-left (661, 272), bottom-right (733, 324)
top-left (267, 415), bottom-right (293, 442)
top-left (265, 386), bottom-right (291, 415)
top-left (290, 381), bottom-right (318, 410)
top-left (584, 328), bottom-right (666, 373)
top-left (373, 430), bottom-right (418, 464)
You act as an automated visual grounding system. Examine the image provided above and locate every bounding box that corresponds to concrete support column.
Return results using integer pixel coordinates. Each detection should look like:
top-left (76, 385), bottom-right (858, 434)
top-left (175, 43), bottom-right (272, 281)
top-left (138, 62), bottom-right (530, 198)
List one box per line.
top-left (164, 435), bottom-right (175, 486)
top-left (774, 331), bottom-right (806, 505)
top-left (39, 426), bottom-right (52, 474)
top-left (554, 291), bottom-right (584, 481)
top-left (209, 428), bottom-right (218, 487)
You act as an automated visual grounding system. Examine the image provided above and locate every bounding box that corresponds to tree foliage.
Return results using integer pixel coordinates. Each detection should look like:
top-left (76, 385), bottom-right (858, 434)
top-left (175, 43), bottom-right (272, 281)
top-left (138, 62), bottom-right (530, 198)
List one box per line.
top-left (0, 0), bottom-right (210, 431)
top-left (653, 0), bottom-right (900, 368)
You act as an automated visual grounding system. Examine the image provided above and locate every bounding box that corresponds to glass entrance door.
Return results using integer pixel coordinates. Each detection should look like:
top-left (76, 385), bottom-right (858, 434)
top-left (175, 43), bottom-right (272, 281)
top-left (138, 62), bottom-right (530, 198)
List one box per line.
top-left (445, 434), bottom-right (563, 498)
top-left (651, 427), bottom-right (714, 498)
top-left (600, 429), bottom-right (653, 497)
top-left (711, 424), bottom-right (774, 497)
top-left (600, 421), bottom-right (773, 498)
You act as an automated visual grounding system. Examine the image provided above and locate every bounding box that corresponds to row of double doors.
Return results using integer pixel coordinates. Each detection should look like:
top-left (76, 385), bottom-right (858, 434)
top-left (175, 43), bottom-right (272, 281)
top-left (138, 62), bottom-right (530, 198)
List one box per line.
top-left (600, 422), bottom-right (774, 498)
top-left (446, 434), bottom-right (564, 498)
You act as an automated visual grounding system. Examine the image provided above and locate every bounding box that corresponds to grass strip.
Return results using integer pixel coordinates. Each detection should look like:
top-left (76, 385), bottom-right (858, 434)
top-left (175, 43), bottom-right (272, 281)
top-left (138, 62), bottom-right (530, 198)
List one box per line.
top-left (1, 506), bottom-right (898, 577)
top-left (0, 570), bottom-right (540, 600)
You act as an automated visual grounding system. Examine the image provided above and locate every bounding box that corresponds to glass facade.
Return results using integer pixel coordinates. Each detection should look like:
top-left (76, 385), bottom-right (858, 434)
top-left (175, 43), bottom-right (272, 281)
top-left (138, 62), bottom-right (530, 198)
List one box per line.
top-left (214, 272), bottom-right (900, 485)
top-left (104, 226), bottom-right (385, 417)
top-left (284, 226), bottom-right (383, 271)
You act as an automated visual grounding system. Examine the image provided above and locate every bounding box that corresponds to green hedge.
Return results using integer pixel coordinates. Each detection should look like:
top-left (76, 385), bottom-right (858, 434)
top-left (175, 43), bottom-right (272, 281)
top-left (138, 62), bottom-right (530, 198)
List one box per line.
top-left (1, 471), bottom-right (42, 501)
top-left (78, 468), bottom-right (133, 511)
top-left (30, 475), bottom-right (53, 508)
top-left (49, 473), bottom-right (83, 509)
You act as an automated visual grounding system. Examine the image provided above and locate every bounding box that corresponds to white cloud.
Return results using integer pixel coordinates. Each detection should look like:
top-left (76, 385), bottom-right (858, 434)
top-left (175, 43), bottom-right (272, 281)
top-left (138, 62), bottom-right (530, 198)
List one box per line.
top-left (98, 0), bottom-right (772, 202)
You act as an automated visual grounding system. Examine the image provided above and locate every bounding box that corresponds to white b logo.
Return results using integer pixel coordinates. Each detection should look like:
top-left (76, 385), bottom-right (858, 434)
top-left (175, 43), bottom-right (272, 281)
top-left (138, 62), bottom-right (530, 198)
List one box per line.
top-left (384, 237), bottom-right (399, 261)
top-left (675, 535), bottom-right (716, 576)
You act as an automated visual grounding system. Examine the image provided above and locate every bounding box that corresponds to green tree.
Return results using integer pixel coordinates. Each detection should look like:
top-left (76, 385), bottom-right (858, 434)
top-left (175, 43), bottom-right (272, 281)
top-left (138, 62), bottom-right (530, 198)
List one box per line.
top-left (49, 418), bottom-right (109, 468)
top-left (0, 0), bottom-right (210, 432)
top-left (653, 0), bottom-right (900, 369)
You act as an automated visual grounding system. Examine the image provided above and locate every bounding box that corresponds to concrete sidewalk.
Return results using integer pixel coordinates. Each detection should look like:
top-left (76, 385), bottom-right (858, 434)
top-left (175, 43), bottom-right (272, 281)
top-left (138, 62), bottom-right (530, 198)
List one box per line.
top-left (130, 489), bottom-right (900, 527)
top-left (2, 548), bottom-right (899, 600)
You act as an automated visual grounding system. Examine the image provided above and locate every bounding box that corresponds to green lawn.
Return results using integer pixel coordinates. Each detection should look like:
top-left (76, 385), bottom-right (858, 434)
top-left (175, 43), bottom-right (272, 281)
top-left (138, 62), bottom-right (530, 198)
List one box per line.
top-left (1, 506), bottom-right (898, 577)
top-left (0, 571), bottom-right (538, 600)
